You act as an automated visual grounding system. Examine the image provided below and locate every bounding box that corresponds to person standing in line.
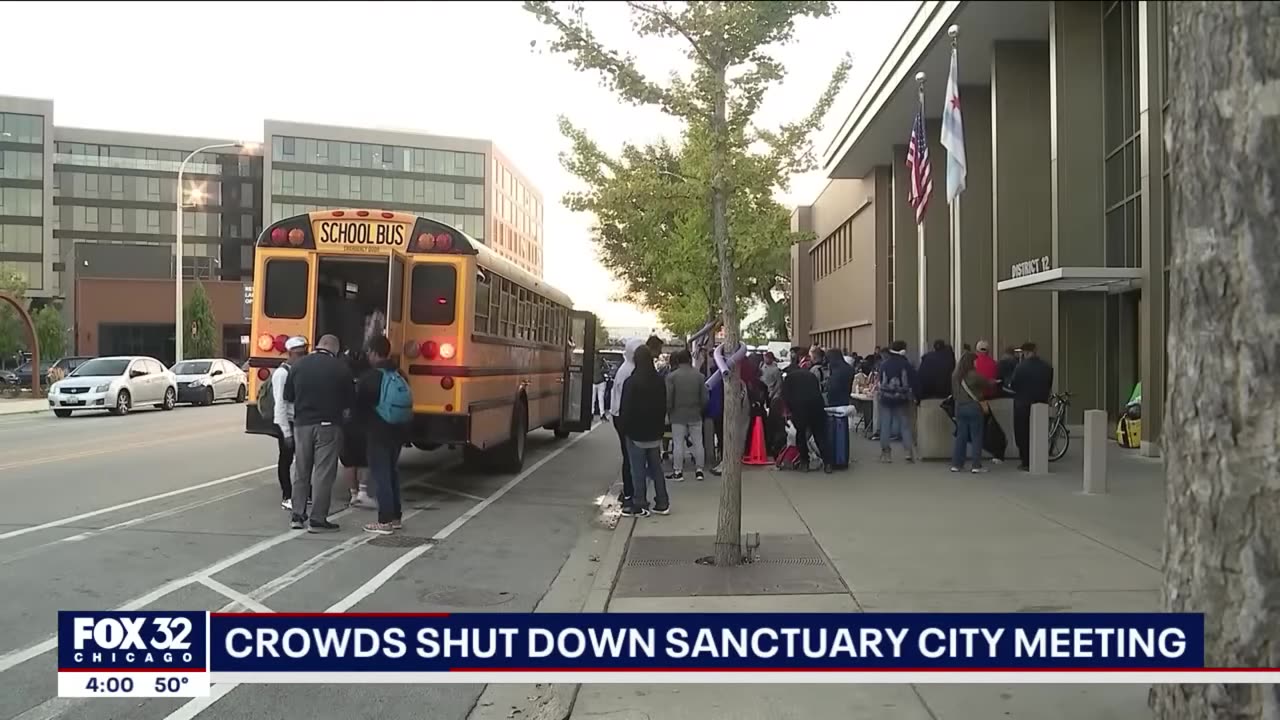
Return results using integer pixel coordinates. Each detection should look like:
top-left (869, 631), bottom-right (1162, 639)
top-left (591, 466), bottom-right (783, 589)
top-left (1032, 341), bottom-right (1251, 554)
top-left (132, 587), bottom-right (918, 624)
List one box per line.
top-left (357, 335), bottom-right (412, 535)
top-left (665, 349), bottom-right (709, 482)
top-left (877, 340), bottom-right (920, 463)
top-left (619, 345), bottom-right (669, 517)
top-left (781, 359), bottom-right (832, 473)
top-left (272, 336), bottom-right (309, 512)
top-left (1010, 341), bottom-right (1055, 471)
top-left (917, 339), bottom-right (956, 400)
top-left (996, 347), bottom-right (1019, 396)
top-left (283, 334), bottom-right (353, 533)
top-left (592, 354), bottom-right (609, 417)
top-left (950, 351), bottom-right (991, 473)
top-left (973, 341), bottom-right (999, 397)
top-left (760, 351), bottom-right (783, 402)
top-left (609, 338), bottom-right (645, 509)
top-left (341, 347), bottom-right (375, 510)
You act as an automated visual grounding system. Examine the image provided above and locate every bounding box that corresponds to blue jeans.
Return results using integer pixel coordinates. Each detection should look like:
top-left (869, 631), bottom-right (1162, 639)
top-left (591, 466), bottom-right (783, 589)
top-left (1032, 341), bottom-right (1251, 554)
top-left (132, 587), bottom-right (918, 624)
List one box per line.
top-left (951, 404), bottom-right (985, 469)
top-left (879, 402), bottom-right (914, 455)
top-left (367, 432), bottom-right (403, 524)
top-left (626, 440), bottom-right (668, 511)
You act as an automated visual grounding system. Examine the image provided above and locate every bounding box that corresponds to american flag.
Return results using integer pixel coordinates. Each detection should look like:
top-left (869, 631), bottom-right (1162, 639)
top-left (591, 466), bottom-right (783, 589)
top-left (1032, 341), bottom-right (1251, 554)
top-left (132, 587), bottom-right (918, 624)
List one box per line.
top-left (906, 102), bottom-right (932, 225)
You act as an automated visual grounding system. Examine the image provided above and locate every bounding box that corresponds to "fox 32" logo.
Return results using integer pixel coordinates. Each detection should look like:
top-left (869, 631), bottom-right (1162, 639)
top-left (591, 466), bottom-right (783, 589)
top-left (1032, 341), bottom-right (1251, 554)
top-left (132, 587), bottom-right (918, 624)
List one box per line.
top-left (59, 611), bottom-right (206, 670)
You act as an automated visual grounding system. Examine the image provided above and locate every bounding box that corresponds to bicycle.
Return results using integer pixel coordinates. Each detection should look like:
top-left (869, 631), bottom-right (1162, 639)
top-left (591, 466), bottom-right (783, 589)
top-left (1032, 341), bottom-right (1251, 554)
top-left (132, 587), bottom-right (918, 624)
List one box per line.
top-left (1049, 391), bottom-right (1071, 462)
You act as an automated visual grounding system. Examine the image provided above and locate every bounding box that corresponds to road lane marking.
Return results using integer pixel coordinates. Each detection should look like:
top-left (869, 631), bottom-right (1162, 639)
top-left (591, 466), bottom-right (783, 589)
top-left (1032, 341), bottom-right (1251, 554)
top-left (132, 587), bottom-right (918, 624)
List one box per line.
top-left (417, 481), bottom-right (486, 502)
top-left (0, 456), bottom-right (467, 677)
top-left (0, 486), bottom-right (256, 568)
top-left (0, 464), bottom-right (274, 542)
top-left (0, 427), bottom-right (240, 471)
top-left (198, 578), bottom-right (274, 613)
top-left (168, 424), bottom-right (601, 719)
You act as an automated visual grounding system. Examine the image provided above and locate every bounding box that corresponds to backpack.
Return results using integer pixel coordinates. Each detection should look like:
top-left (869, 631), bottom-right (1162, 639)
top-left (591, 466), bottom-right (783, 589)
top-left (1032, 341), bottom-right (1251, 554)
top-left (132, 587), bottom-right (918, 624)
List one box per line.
top-left (256, 363), bottom-right (286, 421)
top-left (375, 368), bottom-right (414, 425)
top-left (879, 366), bottom-right (912, 406)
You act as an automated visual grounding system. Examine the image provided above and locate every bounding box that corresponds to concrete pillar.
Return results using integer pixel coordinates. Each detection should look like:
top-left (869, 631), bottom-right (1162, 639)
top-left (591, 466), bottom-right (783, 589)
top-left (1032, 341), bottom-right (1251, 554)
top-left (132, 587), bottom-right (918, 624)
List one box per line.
top-left (1050, 0), bottom-right (1107, 423)
top-left (1137, 1), bottom-right (1168, 457)
top-left (990, 42), bottom-right (1052, 356)
top-left (1082, 409), bottom-right (1108, 493)
top-left (1030, 402), bottom-right (1050, 474)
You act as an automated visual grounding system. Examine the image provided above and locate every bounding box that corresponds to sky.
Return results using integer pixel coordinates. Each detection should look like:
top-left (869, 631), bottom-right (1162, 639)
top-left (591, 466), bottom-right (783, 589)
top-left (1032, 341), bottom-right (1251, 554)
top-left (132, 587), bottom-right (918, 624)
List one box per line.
top-left (0, 1), bottom-right (914, 330)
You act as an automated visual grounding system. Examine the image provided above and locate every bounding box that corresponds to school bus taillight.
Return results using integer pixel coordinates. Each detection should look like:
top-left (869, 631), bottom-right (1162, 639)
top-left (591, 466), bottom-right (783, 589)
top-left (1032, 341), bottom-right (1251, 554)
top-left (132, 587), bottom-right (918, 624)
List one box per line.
top-left (414, 232), bottom-right (453, 252)
top-left (257, 368), bottom-right (270, 381)
top-left (256, 334), bottom-right (274, 352)
top-left (439, 343), bottom-right (455, 359)
top-left (421, 341), bottom-right (439, 359)
top-left (441, 377), bottom-right (454, 390)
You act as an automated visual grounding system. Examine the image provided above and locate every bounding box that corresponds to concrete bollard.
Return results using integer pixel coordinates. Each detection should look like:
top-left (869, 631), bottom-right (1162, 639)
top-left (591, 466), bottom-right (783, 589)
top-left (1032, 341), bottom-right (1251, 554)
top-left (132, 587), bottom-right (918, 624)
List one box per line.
top-left (1030, 403), bottom-right (1050, 474)
top-left (1083, 409), bottom-right (1108, 493)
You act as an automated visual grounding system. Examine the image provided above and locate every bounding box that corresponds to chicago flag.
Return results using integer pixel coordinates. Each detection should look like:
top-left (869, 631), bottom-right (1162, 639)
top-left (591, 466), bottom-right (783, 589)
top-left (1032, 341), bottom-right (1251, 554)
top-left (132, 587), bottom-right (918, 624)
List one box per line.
top-left (940, 46), bottom-right (966, 202)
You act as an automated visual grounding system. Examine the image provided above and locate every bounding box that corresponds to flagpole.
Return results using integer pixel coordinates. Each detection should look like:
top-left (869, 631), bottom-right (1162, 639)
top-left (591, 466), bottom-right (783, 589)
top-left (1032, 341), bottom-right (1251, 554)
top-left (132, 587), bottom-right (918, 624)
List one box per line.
top-left (915, 71), bottom-right (927, 358)
top-left (948, 25), bottom-right (962, 353)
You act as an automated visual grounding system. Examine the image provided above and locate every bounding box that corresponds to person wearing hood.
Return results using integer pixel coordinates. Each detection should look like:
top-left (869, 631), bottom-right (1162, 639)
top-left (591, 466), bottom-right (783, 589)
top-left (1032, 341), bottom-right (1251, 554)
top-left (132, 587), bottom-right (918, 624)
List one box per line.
top-left (825, 350), bottom-right (854, 408)
top-left (608, 338), bottom-right (645, 507)
top-left (877, 340), bottom-right (920, 463)
top-left (618, 345), bottom-right (669, 517)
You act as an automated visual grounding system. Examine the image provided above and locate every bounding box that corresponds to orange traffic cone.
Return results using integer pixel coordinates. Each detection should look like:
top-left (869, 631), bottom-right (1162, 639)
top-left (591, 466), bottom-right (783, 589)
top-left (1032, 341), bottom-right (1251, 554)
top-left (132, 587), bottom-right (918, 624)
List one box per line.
top-left (743, 415), bottom-right (771, 465)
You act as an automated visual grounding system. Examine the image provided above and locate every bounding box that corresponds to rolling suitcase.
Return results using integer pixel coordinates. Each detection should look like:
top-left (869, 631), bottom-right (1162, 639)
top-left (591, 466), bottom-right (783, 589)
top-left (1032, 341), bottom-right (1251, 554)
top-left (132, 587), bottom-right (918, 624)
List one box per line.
top-left (826, 410), bottom-right (850, 469)
top-left (983, 412), bottom-right (1008, 461)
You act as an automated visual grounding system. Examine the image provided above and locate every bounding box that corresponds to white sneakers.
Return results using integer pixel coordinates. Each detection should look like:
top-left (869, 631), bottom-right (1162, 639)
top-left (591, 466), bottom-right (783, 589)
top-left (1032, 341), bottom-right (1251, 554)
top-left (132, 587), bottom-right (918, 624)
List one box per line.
top-left (351, 491), bottom-right (377, 510)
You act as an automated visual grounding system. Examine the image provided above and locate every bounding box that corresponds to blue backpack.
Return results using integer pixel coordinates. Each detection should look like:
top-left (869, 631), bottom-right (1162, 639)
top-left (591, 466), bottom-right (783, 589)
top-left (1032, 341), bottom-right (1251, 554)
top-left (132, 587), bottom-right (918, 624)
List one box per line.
top-left (375, 368), bottom-right (413, 425)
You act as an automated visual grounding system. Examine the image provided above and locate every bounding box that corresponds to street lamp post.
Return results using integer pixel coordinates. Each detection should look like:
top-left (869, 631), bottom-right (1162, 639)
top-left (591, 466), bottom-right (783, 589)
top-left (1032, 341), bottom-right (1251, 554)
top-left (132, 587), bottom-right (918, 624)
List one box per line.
top-left (175, 141), bottom-right (256, 363)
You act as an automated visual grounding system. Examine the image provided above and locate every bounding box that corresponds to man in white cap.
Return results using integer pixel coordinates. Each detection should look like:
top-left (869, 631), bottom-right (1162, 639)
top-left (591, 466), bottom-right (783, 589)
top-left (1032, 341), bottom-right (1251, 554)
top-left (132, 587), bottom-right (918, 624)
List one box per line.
top-left (275, 336), bottom-right (309, 512)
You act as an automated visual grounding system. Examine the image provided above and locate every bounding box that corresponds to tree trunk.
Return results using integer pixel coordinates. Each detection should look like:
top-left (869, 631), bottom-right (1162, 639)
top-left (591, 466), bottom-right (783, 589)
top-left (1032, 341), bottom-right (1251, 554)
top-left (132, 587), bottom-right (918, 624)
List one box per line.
top-left (710, 54), bottom-right (743, 568)
top-left (1152, 3), bottom-right (1280, 718)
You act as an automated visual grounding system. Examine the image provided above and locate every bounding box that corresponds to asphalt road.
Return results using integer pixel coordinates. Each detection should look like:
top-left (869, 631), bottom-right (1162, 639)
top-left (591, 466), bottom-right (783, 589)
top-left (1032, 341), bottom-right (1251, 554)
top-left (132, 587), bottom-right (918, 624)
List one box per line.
top-left (0, 402), bottom-right (621, 720)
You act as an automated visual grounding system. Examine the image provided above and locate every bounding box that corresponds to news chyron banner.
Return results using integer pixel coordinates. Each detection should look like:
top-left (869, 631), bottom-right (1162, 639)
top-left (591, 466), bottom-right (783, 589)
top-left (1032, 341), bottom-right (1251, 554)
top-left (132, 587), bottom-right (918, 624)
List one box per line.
top-left (60, 611), bottom-right (1210, 696)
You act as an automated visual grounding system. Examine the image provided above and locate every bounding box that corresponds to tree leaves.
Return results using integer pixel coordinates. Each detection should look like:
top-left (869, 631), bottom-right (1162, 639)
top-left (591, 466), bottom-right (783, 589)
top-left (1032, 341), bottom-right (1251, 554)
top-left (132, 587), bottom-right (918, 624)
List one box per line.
top-left (185, 281), bottom-right (218, 359)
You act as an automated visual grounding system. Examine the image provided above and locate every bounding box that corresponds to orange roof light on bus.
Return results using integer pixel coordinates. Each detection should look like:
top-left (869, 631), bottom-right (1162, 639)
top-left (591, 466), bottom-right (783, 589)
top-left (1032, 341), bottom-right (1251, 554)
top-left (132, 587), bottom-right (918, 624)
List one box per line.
top-left (356, 210), bottom-right (369, 217)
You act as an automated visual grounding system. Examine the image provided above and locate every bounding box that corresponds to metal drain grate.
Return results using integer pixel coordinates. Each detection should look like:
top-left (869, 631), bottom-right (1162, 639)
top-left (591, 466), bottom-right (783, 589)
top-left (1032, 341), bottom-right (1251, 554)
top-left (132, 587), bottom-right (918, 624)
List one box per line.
top-left (627, 558), bottom-right (698, 568)
top-left (751, 557), bottom-right (826, 566)
top-left (369, 535), bottom-right (435, 548)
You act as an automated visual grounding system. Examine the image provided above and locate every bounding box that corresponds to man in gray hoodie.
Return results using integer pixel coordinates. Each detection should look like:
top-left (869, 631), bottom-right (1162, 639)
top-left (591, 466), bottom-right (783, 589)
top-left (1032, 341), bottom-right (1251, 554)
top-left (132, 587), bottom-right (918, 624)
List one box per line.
top-left (608, 338), bottom-right (646, 506)
top-left (665, 349), bottom-right (709, 481)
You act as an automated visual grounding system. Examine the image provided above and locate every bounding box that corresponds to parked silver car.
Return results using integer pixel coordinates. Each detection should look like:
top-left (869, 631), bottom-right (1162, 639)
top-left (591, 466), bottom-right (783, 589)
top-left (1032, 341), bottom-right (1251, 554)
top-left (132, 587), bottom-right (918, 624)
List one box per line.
top-left (47, 356), bottom-right (177, 417)
top-left (172, 358), bottom-right (248, 406)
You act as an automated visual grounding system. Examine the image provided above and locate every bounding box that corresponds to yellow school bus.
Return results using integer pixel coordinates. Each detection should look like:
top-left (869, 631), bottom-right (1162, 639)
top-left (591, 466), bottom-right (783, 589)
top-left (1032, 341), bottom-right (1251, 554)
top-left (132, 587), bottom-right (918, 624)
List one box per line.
top-left (243, 209), bottom-right (597, 471)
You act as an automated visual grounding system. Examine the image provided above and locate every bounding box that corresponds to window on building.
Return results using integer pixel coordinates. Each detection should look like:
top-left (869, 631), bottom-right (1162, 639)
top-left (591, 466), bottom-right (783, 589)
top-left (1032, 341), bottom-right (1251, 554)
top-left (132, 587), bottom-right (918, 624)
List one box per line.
top-left (454, 183), bottom-right (465, 201)
top-left (241, 182), bottom-right (254, 208)
top-left (147, 209), bottom-right (160, 230)
top-left (283, 137), bottom-right (295, 156)
top-left (148, 177), bottom-right (160, 200)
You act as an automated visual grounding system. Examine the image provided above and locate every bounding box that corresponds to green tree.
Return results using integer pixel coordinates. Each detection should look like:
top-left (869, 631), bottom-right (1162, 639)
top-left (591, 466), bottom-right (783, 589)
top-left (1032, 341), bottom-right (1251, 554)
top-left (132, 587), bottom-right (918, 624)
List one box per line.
top-left (185, 281), bottom-right (218, 359)
top-left (527, 0), bottom-right (848, 564)
top-left (0, 271), bottom-right (29, 363)
top-left (32, 304), bottom-right (66, 361)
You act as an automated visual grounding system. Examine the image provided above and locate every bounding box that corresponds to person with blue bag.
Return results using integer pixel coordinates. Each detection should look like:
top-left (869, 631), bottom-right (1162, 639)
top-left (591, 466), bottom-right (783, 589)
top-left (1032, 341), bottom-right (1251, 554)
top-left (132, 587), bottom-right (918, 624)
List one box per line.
top-left (353, 335), bottom-right (414, 535)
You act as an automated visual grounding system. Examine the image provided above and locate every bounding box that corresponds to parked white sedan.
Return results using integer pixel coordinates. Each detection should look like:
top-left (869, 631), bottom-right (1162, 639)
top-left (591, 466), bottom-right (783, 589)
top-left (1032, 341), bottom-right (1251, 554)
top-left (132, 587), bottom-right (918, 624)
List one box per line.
top-left (172, 358), bottom-right (248, 406)
top-left (47, 356), bottom-right (177, 417)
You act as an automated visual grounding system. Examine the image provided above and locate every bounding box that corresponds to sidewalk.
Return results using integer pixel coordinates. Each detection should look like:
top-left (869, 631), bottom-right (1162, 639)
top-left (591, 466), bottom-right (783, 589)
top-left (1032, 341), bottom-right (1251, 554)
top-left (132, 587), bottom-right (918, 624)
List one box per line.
top-left (571, 435), bottom-right (1164, 720)
top-left (0, 398), bottom-right (48, 416)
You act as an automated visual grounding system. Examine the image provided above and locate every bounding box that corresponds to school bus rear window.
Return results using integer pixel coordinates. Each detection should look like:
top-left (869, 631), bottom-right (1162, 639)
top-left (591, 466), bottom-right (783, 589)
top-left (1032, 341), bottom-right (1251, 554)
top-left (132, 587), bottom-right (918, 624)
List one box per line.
top-left (411, 264), bottom-right (457, 325)
top-left (264, 259), bottom-right (308, 319)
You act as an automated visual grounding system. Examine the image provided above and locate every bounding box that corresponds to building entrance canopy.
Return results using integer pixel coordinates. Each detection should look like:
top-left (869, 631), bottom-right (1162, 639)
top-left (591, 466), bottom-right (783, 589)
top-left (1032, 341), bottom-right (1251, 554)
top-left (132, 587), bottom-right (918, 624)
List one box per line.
top-left (996, 266), bottom-right (1142, 293)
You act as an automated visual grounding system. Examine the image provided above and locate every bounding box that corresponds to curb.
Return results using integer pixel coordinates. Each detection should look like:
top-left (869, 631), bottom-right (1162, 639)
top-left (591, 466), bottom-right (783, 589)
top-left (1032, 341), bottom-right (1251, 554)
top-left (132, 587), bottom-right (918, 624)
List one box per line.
top-left (466, 475), bottom-right (635, 720)
top-left (0, 407), bottom-right (50, 418)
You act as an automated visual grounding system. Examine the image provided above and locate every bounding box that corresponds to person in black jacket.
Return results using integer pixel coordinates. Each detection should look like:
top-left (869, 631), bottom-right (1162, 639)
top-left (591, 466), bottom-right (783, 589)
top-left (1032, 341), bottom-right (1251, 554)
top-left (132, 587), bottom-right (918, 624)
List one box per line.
top-left (917, 340), bottom-right (955, 400)
top-left (618, 345), bottom-right (668, 517)
top-left (1010, 342), bottom-right (1055, 471)
top-left (781, 363), bottom-right (832, 473)
top-left (282, 334), bottom-right (353, 532)
top-left (355, 335), bottom-right (407, 535)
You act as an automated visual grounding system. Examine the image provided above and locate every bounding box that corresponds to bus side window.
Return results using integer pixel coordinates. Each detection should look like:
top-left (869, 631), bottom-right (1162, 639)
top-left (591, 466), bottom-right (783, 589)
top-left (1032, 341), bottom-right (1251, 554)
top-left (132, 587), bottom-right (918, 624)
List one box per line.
top-left (475, 271), bottom-right (491, 334)
top-left (264, 259), bottom-right (309, 319)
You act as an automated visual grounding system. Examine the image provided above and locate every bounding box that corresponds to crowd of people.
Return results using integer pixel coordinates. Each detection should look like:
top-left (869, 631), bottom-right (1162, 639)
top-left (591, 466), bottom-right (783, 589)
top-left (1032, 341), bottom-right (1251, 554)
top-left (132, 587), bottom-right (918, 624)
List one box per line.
top-left (604, 334), bottom-right (1058, 517)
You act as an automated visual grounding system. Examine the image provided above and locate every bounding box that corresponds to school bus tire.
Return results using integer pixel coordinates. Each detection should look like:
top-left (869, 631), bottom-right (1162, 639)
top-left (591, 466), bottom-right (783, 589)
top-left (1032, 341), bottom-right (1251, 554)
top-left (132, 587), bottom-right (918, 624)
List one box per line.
top-left (492, 399), bottom-right (528, 474)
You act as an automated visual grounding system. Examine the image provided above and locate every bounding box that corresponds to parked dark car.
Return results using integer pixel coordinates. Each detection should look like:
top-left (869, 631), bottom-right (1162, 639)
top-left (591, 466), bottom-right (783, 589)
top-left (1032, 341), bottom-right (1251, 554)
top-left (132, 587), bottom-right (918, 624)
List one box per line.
top-left (46, 356), bottom-right (93, 383)
top-left (10, 360), bottom-right (52, 388)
